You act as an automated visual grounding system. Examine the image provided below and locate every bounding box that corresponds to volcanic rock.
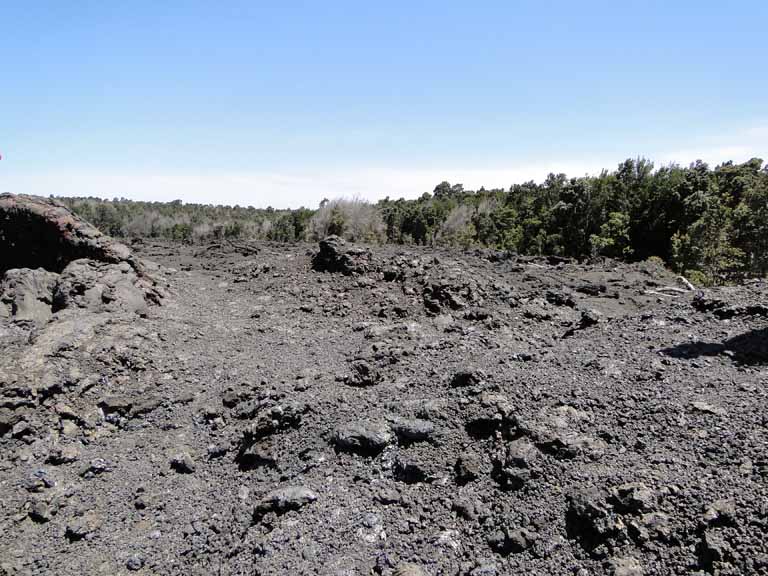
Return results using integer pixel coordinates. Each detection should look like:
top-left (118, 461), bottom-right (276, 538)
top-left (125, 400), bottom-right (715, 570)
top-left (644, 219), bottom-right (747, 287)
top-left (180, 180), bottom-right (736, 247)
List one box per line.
top-left (64, 511), bottom-right (102, 542)
top-left (311, 235), bottom-right (375, 275)
top-left (254, 486), bottom-right (318, 518)
top-left (0, 194), bottom-right (161, 327)
top-left (0, 233), bottom-right (765, 575)
top-left (332, 421), bottom-right (393, 456)
top-left (390, 417), bottom-right (436, 444)
top-left (170, 452), bottom-right (196, 474)
top-left (0, 268), bottom-right (58, 325)
top-left (566, 487), bottom-right (627, 556)
top-left (487, 526), bottom-right (538, 555)
top-left (0, 193), bottom-right (139, 274)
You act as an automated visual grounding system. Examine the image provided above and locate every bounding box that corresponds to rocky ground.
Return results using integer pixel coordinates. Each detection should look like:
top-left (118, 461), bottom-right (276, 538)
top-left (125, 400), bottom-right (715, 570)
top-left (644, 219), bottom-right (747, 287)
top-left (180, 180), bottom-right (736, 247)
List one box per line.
top-left (1, 229), bottom-right (767, 575)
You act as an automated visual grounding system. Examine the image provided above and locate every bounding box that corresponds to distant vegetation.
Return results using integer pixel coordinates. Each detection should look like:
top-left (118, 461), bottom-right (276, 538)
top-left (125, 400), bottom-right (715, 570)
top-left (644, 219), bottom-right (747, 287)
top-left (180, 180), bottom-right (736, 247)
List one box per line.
top-left (58, 157), bottom-right (768, 285)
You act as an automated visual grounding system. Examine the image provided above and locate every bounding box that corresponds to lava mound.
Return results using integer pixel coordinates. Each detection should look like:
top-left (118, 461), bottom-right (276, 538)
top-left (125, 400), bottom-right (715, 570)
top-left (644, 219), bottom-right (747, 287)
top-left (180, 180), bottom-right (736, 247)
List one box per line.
top-left (0, 193), bottom-right (160, 324)
top-left (0, 193), bottom-right (140, 274)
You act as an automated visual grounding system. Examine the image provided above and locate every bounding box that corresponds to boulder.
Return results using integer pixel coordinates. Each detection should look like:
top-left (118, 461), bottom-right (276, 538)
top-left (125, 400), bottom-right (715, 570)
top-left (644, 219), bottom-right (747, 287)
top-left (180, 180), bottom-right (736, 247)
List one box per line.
top-left (311, 235), bottom-right (375, 275)
top-left (332, 421), bottom-right (393, 455)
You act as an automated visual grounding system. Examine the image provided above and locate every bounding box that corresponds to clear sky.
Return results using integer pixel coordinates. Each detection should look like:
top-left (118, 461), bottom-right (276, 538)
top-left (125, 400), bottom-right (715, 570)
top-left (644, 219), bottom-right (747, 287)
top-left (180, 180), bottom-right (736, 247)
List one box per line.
top-left (2, 1), bottom-right (767, 208)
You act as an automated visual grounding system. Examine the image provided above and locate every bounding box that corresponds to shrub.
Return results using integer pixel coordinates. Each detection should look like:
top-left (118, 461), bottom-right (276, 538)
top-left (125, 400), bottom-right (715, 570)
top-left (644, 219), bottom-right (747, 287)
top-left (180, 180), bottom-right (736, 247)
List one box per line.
top-left (307, 198), bottom-right (386, 243)
top-left (435, 204), bottom-right (474, 247)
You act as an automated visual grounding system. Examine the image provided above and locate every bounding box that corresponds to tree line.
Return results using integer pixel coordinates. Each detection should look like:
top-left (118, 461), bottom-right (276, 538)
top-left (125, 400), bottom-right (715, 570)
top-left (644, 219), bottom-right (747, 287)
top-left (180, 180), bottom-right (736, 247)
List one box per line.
top-left (58, 157), bottom-right (768, 285)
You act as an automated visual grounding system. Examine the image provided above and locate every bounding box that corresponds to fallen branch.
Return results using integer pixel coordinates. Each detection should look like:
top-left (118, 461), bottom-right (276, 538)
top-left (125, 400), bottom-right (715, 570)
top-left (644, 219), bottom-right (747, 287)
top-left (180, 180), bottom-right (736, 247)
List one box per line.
top-left (643, 290), bottom-right (672, 298)
top-left (226, 239), bottom-right (260, 255)
top-left (676, 276), bottom-right (696, 291)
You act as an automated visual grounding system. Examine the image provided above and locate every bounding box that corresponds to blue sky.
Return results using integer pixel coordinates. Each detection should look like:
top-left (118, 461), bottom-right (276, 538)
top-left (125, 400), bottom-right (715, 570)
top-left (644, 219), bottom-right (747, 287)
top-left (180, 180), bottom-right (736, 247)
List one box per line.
top-left (2, 1), bottom-right (767, 207)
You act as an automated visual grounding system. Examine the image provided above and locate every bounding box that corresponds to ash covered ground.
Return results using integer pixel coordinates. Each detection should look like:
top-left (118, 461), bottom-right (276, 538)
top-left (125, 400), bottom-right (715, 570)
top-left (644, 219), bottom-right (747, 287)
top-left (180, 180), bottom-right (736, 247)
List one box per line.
top-left (1, 204), bottom-right (767, 575)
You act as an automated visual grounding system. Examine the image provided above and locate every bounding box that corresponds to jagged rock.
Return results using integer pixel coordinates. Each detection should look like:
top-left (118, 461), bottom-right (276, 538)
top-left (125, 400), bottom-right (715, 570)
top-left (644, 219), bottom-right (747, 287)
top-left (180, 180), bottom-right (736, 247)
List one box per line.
top-left (47, 445), bottom-right (80, 465)
top-left (628, 512), bottom-right (673, 544)
top-left (693, 291), bottom-right (768, 319)
top-left (702, 499), bottom-right (736, 526)
top-left (576, 283), bottom-right (607, 297)
top-left (53, 259), bottom-right (150, 315)
top-left (236, 443), bottom-right (277, 471)
top-left (0, 223), bottom-right (765, 575)
top-left (393, 449), bottom-right (443, 484)
top-left (520, 405), bottom-right (606, 460)
top-left (451, 369), bottom-right (487, 387)
top-left (691, 401), bottom-right (726, 416)
top-left (125, 555), bottom-right (144, 571)
top-left (452, 497), bottom-right (486, 521)
top-left (311, 236), bottom-right (374, 275)
top-left (546, 289), bottom-right (576, 308)
top-left (99, 396), bottom-right (134, 416)
top-left (0, 408), bottom-right (24, 436)
top-left (393, 563), bottom-right (428, 576)
top-left (346, 359), bottom-right (381, 387)
top-left (390, 418), bottom-right (436, 444)
top-left (0, 193), bottom-right (139, 274)
top-left (236, 402), bottom-right (307, 468)
top-left (566, 487), bottom-right (627, 557)
top-left (29, 500), bottom-right (53, 523)
top-left (170, 452), bottom-right (196, 474)
top-left (383, 266), bottom-right (406, 282)
top-left (80, 458), bottom-right (112, 478)
top-left (254, 486), bottom-right (318, 518)
top-left (24, 469), bottom-right (55, 492)
top-left (468, 561), bottom-right (499, 576)
top-left (465, 394), bottom-right (517, 440)
top-left (610, 483), bottom-right (656, 514)
top-left (0, 194), bottom-right (161, 317)
top-left (608, 556), bottom-right (644, 576)
top-left (422, 274), bottom-right (494, 314)
top-left (454, 453), bottom-right (483, 485)
top-left (487, 526), bottom-right (538, 555)
top-left (0, 268), bottom-right (58, 325)
top-left (130, 395), bottom-right (163, 417)
top-left (64, 511), bottom-right (102, 542)
top-left (332, 421), bottom-right (393, 456)
top-left (492, 437), bottom-right (539, 491)
top-left (698, 530), bottom-right (732, 570)
top-left (563, 308), bottom-right (602, 337)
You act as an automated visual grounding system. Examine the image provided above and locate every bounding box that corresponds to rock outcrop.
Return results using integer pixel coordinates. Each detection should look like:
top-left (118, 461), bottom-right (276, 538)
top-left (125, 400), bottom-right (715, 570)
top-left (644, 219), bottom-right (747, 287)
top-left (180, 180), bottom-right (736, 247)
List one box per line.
top-left (0, 193), bottom-right (160, 325)
top-left (0, 193), bottom-right (141, 274)
top-left (311, 235), bottom-right (376, 275)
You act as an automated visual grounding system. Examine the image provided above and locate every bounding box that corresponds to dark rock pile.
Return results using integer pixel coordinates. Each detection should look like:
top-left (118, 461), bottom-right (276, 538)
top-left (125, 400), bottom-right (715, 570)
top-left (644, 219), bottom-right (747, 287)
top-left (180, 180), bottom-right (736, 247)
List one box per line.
top-left (311, 235), bottom-right (377, 275)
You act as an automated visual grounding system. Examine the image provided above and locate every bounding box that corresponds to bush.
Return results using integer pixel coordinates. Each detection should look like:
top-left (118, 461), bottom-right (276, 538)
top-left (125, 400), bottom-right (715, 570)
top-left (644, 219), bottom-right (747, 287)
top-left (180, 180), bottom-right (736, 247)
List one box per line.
top-left (307, 198), bottom-right (386, 243)
top-left (435, 205), bottom-right (474, 247)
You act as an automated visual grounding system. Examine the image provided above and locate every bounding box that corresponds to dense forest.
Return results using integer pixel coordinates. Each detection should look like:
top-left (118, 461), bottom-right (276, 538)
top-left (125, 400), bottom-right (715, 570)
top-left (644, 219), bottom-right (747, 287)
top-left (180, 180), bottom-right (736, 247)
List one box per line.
top-left (58, 157), bottom-right (768, 285)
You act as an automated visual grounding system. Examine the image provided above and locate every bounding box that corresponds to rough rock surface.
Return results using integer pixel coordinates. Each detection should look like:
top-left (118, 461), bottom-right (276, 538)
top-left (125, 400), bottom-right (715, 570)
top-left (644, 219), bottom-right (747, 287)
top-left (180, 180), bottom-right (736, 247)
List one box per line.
top-left (0, 193), bottom-right (141, 274)
top-left (0, 268), bottom-right (59, 325)
top-left (311, 234), bottom-right (376, 275)
top-left (0, 236), bottom-right (766, 575)
top-left (0, 194), bottom-right (162, 330)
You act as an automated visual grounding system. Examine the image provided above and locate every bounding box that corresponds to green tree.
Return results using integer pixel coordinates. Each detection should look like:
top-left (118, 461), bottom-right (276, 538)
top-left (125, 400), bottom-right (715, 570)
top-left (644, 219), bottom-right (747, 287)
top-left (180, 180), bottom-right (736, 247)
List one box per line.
top-left (671, 197), bottom-right (743, 284)
top-left (590, 212), bottom-right (632, 258)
